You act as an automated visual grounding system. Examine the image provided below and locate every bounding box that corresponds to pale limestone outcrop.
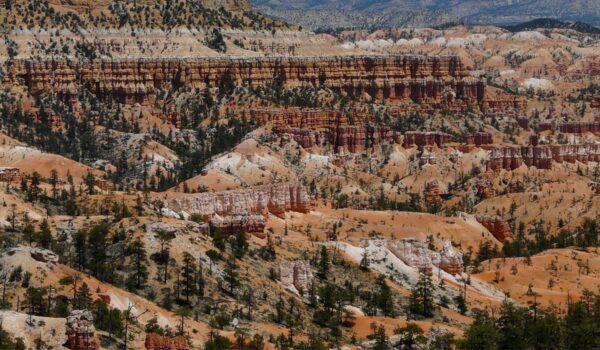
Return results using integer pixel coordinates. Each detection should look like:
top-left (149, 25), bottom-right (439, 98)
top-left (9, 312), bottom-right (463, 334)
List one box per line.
top-left (65, 310), bottom-right (99, 350)
top-left (165, 182), bottom-right (310, 218)
top-left (279, 260), bottom-right (314, 293)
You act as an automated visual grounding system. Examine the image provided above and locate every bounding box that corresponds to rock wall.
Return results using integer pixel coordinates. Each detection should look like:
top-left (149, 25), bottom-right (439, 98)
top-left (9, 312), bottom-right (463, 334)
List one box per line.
top-left (279, 260), bottom-right (314, 293)
top-left (487, 146), bottom-right (524, 171)
top-left (476, 215), bottom-right (513, 242)
top-left (209, 214), bottom-right (266, 237)
top-left (386, 239), bottom-right (463, 276)
top-left (387, 239), bottom-right (437, 275)
top-left (550, 144), bottom-right (600, 163)
top-left (331, 126), bottom-right (401, 153)
top-left (488, 144), bottom-right (600, 171)
top-left (65, 310), bottom-right (99, 350)
top-left (402, 131), bottom-right (452, 148)
top-left (466, 132), bottom-right (493, 146)
top-left (480, 96), bottom-right (526, 113)
top-left (559, 121), bottom-right (600, 134)
top-left (165, 182), bottom-right (310, 218)
top-left (250, 108), bottom-right (350, 130)
top-left (145, 333), bottom-right (189, 350)
top-left (11, 55), bottom-right (484, 105)
top-left (276, 125), bottom-right (401, 153)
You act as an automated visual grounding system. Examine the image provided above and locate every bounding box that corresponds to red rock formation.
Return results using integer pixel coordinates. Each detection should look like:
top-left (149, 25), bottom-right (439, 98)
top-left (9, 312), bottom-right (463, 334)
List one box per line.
top-left (277, 128), bottom-right (325, 149)
top-left (466, 132), bottom-right (493, 146)
top-left (439, 240), bottom-right (464, 275)
top-left (549, 144), bottom-right (600, 164)
top-left (11, 55), bottom-right (484, 105)
top-left (488, 143), bottom-right (600, 171)
top-left (65, 310), bottom-right (99, 350)
top-left (559, 121), bottom-right (600, 134)
top-left (475, 177), bottom-right (495, 199)
top-left (331, 126), bottom-right (400, 153)
top-left (521, 146), bottom-right (553, 169)
top-left (276, 125), bottom-right (401, 153)
top-left (145, 333), bottom-right (189, 350)
top-left (480, 95), bottom-right (526, 113)
top-left (423, 180), bottom-right (441, 203)
top-left (209, 214), bottom-right (266, 237)
top-left (590, 182), bottom-right (600, 196)
top-left (476, 215), bottom-right (514, 242)
top-left (487, 147), bottom-right (523, 171)
top-left (0, 167), bottom-right (22, 183)
top-left (165, 182), bottom-right (310, 218)
top-left (402, 131), bottom-right (452, 148)
top-left (250, 108), bottom-right (350, 129)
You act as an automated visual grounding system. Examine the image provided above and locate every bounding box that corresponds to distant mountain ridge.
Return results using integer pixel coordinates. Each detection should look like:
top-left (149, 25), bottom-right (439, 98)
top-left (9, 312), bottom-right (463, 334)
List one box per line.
top-left (254, 0), bottom-right (600, 30)
top-left (503, 18), bottom-right (600, 34)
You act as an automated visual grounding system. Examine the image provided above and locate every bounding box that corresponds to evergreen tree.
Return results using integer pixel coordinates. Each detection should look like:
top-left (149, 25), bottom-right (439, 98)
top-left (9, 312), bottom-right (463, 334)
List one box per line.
top-left (459, 311), bottom-right (500, 350)
top-left (179, 252), bottom-right (197, 304)
top-left (223, 255), bottom-right (239, 295)
top-left (73, 282), bottom-right (93, 310)
top-left (126, 238), bottom-right (149, 289)
top-left (231, 230), bottom-right (249, 259)
top-left (317, 246), bottom-right (329, 279)
top-left (408, 273), bottom-right (436, 319)
top-left (37, 219), bottom-right (53, 249)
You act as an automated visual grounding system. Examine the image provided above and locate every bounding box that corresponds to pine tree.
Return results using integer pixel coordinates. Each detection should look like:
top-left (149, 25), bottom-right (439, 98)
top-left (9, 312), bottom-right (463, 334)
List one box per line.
top-left (37, 219), bottom-right (53, 249)
top-left (74, 229), bottom-right (87, 270)
top-left (317, 246), bottom-right (330, 279)
top-left (408, 273), bottom-right (436, 319)
top-left (360, 249), bottom-right (370, 271)
top-left (49, 169), bottom-right (59, 200)
top-left (74, 282), bottom-right (92, 310)
top-left (126, 238), bottom-right (149, 289)
top-left (223, 255), bottom-right (239, 295)
top-left (231, 231), bottom-right (248, 259)
top-left (84, 172), bottom-right (96, 195)
top-left (179, 252), bottom-right (197, 304)
top-left (459, 311), bottom-right (500, 350)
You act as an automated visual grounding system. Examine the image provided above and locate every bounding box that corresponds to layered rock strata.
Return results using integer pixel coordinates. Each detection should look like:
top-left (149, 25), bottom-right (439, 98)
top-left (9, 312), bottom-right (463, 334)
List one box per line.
top-left (386, 239), bottom-right (463, 276)
top-left (489, 144), bottom-right (600, 171)
top-left (423, 180), bottom-right (441, 203)
top-left (276, 125), bottom-right (402, 153)
top-left (165, 182), bottom-right (310, 218)
top-left (12, 55), bottom-right (484, 105)
top-left (209, 214), bottom-right (266, 237)
top-left (247, 107), bottom-right (373, 130)
top-left (402, 131), bottom-right (452, 148)
top-left (476, 215), bottom-right (514, 242)
top-left (466, 132), bottom-right (493, 146)
top-left (65, 310), bottom-right (99, 350)
top-left (279, 260), bottom-right (314, 293)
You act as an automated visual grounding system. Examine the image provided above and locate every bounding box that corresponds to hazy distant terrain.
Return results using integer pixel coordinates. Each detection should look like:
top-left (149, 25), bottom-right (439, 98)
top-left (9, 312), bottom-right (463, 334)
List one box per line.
top-left (254, 0), bottom-right (600, 29)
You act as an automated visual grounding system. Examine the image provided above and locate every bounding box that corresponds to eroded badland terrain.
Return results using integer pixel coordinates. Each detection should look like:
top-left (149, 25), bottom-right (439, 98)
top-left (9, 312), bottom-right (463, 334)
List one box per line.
top-left (0, 0), bottom-right (599, 349)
